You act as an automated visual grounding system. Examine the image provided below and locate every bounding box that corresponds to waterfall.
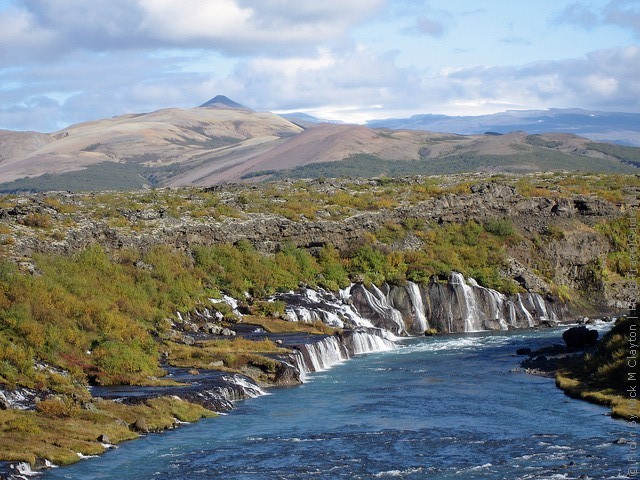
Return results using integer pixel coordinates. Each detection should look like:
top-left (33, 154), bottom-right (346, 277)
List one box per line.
top-left (293, 336), bottom-right (349, 375)
top-left (483, 288), bottom-right (509, 330)
top-left (348, 329), bottom-right (396, 355)
top-left (515, 294), bottom-right (535, 327)
top-left (275, 286), bottom-right (375, 330)
top-left (449, 273), bottom-right (483, 332)
top-left (529, 293), bottom-right (557, 322)
top-left (222, 374), bottom-right (268, 398)
top-left (292, 329), bottom-right (396, 382)
top-left (210, 295), bottom-right (243, 316)
top-left (354, 283), bottom-right (407, 335)
top-left (406, 282), bottom-right (428, 333)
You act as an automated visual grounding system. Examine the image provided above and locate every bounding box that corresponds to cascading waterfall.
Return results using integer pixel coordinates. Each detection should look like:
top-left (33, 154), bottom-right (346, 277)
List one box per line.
top-left (450, 273), bottom-right (483, 332)
top-left (223, 375), bottom-right (268, 398)
top-left (199, 276), bottom-right (564, 383)
top-left (529, 293), bottom-right (557, 322)
top-left (277, 287), bottom-right (374, 329)
top-left (292, 329), bottom-right (396, 382)
top-left (515, 294), bottom-right (535, 327)
top-left (406, 282), bottom-right (428, 333)
top-left (349, 329), bottom-right (396, 355)
top-left (292, 336), bottom-right (349, 382)
top-left (355, 283), bottom-right (407, 335)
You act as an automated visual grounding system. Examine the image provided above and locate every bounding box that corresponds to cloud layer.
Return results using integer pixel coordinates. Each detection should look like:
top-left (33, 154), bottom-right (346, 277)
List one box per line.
top-left (0, 0), bottom-right (638, 131)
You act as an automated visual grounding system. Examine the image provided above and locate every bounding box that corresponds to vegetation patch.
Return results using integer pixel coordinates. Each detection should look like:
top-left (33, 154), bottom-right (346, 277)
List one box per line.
top-left (555, 315), bottom-right (640, 420)
top-left (0, 396), bottom-right (214, 466)
top-left (239, 316), bottom-right (337, 335)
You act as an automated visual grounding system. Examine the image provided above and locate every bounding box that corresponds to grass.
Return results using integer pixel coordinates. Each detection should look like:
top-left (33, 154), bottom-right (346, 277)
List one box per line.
top-left (239, 316), bottom-right (338, 335)
top-left (246, 147), bottom-right (638, 181)
top-left (554, 315), bottom-right (639, 420)
top-left (0, 396), bottom-right (214, 465)
top-left (556, 372), bottom-right (639, 420)
top-left (0, 162), bottom-right (152, 193)
top-left (165, 338), bottom-right (289, 383)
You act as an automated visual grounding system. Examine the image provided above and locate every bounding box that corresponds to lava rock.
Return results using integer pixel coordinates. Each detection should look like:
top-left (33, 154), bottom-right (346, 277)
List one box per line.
top-left (562, 326), bottom-right (599, 350)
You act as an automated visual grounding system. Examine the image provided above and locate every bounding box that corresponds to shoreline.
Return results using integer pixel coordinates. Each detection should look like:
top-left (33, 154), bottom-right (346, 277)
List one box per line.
top-left (0, 318), bottom-right (625, 479)
top-left (519, 315), bottom-right (639, 421)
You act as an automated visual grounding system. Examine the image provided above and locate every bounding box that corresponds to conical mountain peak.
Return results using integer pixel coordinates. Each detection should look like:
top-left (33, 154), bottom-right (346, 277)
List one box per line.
top-left (199, 95), bottom-right (251, 111)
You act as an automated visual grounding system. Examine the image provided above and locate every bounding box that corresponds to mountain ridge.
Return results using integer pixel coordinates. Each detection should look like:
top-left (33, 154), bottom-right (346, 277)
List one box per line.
top-left (0, 99), bottom-right (639, 192)
top-left (367, 108), bottom-right (640, 146)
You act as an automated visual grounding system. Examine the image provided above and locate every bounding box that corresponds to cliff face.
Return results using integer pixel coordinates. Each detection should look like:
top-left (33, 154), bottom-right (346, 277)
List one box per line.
top-left (348, 275), bottom-right (566, 334)
top-left (0, 176), bottom-right (634, 310)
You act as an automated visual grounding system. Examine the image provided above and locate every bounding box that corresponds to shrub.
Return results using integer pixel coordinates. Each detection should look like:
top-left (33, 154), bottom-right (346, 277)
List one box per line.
top-left (35, 396), bottom-right (80, 418)
top-left (252, 300), bottom-right (286, 318)
top-left (19, 213), bottom-right (52, 229)
top-left (484, 218), bottom-right (516, 237)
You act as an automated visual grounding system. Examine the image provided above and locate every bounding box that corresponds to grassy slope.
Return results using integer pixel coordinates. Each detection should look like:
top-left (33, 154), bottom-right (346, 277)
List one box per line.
top-left (248, 147), bottom-right (637, 181)
top-left (2, 137), bottom-right (639, 193)
top-left (556, 313), bottom-right (640, 420)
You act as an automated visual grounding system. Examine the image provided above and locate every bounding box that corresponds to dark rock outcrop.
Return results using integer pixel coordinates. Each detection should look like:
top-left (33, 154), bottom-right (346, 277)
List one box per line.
top-left (562, 326), bottom-right (599, 350)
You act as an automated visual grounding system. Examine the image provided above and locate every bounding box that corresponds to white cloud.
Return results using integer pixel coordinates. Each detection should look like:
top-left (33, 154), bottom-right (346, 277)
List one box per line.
top-left (138, 0), bottom-right (253, 43)
top-left (429, 46), bottom-right (640, 114)
top-left (3, 0), bottom-right (385, 59)
top-left (0, 1), bottom-right (638, 131)
top-left (0, 5), bottom-right (58, 64)
top-left (220, 45), bottom-right (420, 114)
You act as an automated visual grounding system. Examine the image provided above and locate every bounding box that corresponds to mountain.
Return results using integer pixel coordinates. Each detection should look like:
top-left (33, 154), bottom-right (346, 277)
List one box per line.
top-left (200, 95), bottom-right (251, 110)
top-left (367, 108), bottom-right (640, 146)
top-left (0, 99), bottom-right (639, 192)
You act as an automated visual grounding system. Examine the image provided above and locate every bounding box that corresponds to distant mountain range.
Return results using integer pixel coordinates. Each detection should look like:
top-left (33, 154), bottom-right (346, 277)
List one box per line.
top-left (367, 109), bottom-right (640, 147)
top-left (0, 97), bottom-right (638, 192)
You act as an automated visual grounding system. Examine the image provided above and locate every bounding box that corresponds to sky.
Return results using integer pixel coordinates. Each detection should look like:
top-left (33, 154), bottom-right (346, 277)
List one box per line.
top-left (0, 0), bottom-right (639, 132)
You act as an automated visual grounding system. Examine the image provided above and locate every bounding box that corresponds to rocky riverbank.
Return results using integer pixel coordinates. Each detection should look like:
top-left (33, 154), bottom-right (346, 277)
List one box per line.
top-left (517, 313), bottom-right (639, 420)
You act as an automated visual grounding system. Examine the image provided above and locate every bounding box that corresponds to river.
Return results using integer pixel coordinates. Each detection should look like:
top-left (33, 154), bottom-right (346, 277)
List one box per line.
top-left (44, 327), bottom-right (630, 479)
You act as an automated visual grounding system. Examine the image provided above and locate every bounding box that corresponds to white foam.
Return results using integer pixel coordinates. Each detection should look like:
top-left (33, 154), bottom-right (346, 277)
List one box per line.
top-left (373, 467), bottom-right (424, 477)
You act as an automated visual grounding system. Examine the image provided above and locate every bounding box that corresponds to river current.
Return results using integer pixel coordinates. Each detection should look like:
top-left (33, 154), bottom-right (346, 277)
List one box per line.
top-left (45, 327), bottom-right (631, 479)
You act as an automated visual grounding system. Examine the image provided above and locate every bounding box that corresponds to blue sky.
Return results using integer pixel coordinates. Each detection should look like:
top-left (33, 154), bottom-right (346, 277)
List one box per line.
top-left (0, 0), bottom-right (638, 131)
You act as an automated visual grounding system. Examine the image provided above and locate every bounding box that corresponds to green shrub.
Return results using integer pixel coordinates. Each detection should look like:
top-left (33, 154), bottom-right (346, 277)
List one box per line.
top-left (484, 218), bottom-right (516, 237)
top-left (252, 300), bottom-right (286, 317)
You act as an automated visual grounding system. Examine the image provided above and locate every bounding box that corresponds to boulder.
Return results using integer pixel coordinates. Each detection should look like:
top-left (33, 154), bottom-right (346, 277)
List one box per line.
top-left (0, 393), bottom-right (10, 410)
top-left (204, 323), bottom-right (223, 335)
top-left (97, 433), bottom-right (110, 444)
top-left (221, 328), bottom-right (236, 336)
top-left (183, 321), bottom-right (200, 333)
top-left (562, 326), bottom-right (599, 350)
top-left (516, 347), bottom-right (532, 355)
top-left (130, 417), bottom-right (148, 433)
top-left (482, 319), bottom-right (503, 330)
